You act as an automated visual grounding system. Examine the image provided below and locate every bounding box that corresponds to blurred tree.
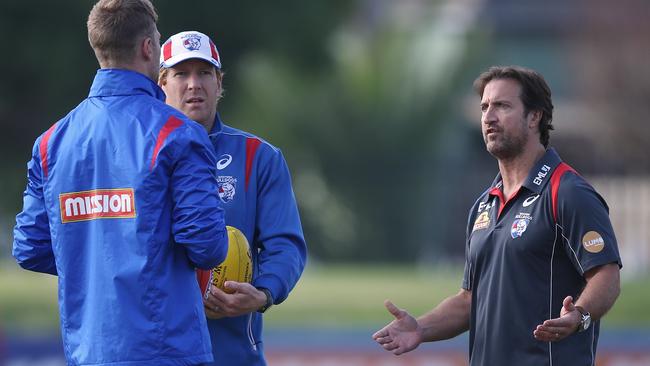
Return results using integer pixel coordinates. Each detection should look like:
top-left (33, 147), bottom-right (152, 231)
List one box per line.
top-left (3, 0), bottom-right (645, 264)
top-left (0, 0), bottom-right (98, 240)
top-left (224, 1), bottom-right (485, 262)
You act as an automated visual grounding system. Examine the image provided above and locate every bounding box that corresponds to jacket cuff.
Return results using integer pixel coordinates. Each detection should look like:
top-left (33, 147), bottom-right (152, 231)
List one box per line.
top-left (253, 274), bottom-right (285, 304)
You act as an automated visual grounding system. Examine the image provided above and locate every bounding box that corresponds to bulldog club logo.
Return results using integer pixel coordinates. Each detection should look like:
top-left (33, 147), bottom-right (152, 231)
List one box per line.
top-left (511, 218), bottom-right (530, 239)
top-left (217, 176), bottom-right (237, 203)
top-left (182, 34), bottom-right (201, 51)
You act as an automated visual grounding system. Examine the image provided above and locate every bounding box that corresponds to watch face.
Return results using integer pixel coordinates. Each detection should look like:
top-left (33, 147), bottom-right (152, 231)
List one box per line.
top-left (580, 314), bottom-right (591, 331)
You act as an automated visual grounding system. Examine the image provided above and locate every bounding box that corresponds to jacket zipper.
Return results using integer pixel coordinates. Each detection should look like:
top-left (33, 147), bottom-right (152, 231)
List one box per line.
top-left (247, 312), bottom-right (257, 351)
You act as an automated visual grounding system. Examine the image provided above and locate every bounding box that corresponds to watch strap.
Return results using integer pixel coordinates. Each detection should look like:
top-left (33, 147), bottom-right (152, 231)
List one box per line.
top-left (257, 288), bottom-right (273, 313)
top-left (574, 305), bottom-right (590, 332)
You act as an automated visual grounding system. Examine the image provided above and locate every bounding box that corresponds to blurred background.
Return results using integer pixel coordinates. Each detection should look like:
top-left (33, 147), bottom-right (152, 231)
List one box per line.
top-left (1, 0), bottom-right (648, 365)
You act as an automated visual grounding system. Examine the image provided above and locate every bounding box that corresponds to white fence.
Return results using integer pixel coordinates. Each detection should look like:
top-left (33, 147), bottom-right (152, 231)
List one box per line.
top-left (590, 176), bottom-right (650, 279)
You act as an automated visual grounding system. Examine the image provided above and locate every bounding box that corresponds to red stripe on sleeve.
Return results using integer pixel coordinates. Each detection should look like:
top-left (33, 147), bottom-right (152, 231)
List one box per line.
top-left (550, 162), bottom-right (576, 223)
top-left (39, 123), bottom-right (58, 178)
top-left (163, 41), bottom-right (172, 61)
top-left (245, 138), bottom-right (262, 191)
top-left (151, 116), bottom-right (183, 170)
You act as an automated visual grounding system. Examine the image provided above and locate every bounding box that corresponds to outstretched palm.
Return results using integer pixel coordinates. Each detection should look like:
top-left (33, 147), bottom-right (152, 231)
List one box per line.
top-left (372, 300), bottom-right (422, 355)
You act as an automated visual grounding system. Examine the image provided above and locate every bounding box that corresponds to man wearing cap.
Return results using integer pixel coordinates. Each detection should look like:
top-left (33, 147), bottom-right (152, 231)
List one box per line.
top-left (12, 2), bottom-right (227, 365)
top-left (159, 31), bottom-right (307, 366)
top-left (373, 66), bottom-right (621, 365)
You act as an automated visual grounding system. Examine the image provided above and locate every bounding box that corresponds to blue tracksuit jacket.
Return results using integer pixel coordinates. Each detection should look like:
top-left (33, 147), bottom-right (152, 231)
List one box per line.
top-left (13, 69), bottom-right (228, 366)
top-left (205, 115), bottom-right (307, 366)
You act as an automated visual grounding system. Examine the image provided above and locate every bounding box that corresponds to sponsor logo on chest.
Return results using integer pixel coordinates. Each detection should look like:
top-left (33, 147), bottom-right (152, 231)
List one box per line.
top-left (216, 154), bottom-right (233, 170)
top-left (59, 188), bottom-right (136, 223)
top-left (477, 200), bottom-right (495, 213)
top-left (522, 194), bottom-right (540, 207)
top-left (473, 198), bottom-right (497, 232)
top-left (472, 211), bottom-right (490, 231)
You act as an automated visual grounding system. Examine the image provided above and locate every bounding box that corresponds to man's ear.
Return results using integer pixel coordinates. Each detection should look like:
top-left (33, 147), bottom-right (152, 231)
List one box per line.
top-left (528, 110), bottom-right (542, 129)
top-left (141, 36), bottom-right (155, 62)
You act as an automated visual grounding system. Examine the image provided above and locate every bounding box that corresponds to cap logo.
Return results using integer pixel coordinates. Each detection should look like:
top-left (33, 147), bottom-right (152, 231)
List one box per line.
top-left (182, 34), bottom-right (202, 51)
top-left (582, 231), bottom-right (605, 253)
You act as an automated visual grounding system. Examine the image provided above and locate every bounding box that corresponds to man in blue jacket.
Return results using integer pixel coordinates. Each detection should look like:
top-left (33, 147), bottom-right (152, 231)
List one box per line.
top-left (159, 31), bottom-right (307, 366)
top-left (12, 2), bottom-right (227, 365)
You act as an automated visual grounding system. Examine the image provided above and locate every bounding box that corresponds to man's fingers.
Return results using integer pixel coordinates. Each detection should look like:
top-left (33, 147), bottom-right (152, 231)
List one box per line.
top-left (223, 280), bottom-right (248, 293)
top-left (562, 295), bottom-right (575, 311)
top-left (210, 285), bottom-right (230, 300)
top-left (372, 328), bottom-right (388, 340)
top-left (533, 329), bottom-right (560, 342)
top-left (374, 335), bottom-right (392, 345)
top-left (204, 304), bottom-right (224, 319)
top-left (382, 341), bottom-right (399, 352)
top-left (543, 315), bottom-right (575, 329)
top-left (384, 300), bottom-right (405, 319)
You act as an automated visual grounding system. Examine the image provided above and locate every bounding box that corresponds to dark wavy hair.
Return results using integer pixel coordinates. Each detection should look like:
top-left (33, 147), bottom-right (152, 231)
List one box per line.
top-left (473, 66), bottom-right (554, 147)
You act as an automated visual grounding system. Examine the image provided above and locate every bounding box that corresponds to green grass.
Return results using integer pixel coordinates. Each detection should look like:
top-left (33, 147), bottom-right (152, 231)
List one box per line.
top-left (264, 263), bottom-right (463, 329)
top-left (265, 264), bottom-right (650, 329)
top-left (1, 261), bottom-right (648, 332)
top-left (0, 262), bottom-right (60, 332)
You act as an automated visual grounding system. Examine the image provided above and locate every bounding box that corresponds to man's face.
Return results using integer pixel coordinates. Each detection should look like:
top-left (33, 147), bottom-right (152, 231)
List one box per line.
top-left (161, 59), bottom-right (221, 130)
top-left (480, 78), bottom-right (533, 160)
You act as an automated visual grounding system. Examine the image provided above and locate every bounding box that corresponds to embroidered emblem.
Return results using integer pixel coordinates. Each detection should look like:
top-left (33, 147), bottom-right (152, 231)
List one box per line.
top-left (217, 176), bottom-right (237, 203)
top-left (472, 211), bottom-right (490, 232)
top-left (511, 218), bottom-right (530, 239)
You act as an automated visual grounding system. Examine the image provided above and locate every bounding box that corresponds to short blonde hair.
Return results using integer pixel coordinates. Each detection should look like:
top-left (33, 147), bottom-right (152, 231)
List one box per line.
top-left (87, 0), bottom-right (158, 65)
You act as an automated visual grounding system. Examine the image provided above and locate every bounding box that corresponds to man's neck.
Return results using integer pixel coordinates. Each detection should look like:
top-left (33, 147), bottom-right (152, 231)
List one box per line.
top-left (497, 144), bottom-right (546, 199)
top-left (199, 111), bottom-right (217, 133)
top-left (100, 60), bottom-right (153, 82)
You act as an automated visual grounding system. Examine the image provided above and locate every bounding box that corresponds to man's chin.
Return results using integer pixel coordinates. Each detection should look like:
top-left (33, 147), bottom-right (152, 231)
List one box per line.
top-left (184, 110), bottom-right (206, 122)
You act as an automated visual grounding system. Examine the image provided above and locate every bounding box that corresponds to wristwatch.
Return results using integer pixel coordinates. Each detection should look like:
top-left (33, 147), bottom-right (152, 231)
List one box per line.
top-left (575, 306), bottom-right (591, 333)
top-left (257, 288), bottom-right (273, 313)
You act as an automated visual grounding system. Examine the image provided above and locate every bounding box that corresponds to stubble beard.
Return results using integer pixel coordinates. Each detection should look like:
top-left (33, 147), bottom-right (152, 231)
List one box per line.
top-left (485, 128), bottom-right (528, 161)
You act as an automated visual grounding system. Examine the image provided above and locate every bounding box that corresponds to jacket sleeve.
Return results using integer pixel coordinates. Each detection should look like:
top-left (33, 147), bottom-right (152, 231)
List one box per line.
top-left (13, 139), bottom-right (57, 275)
top-left (252, 148), bottom-right (307, 305)
top-left (170, 124), bottom-right (228, 269)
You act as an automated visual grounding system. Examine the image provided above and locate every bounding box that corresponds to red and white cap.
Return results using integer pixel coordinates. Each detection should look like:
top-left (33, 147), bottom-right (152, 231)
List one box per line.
top-left (160, 31), bottom-right (221, 69)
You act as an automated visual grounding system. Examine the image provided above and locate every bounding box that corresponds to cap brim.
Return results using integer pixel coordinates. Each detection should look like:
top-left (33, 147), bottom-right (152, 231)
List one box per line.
top-left (160, 53), bottom-right (221, 69)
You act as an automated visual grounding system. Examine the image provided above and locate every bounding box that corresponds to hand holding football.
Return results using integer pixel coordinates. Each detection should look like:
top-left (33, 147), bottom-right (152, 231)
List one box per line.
top-left (197, 226), bottom-right (252, 297)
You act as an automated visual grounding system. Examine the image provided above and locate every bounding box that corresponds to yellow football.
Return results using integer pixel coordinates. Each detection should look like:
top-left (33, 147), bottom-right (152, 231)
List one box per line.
top-left (197, 226), bottom-right (252, 297)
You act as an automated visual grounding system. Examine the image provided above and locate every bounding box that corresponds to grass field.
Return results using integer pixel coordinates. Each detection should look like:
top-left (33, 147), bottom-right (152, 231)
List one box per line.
top-left (1, 261), bottom-right (648, 332)
top-left (265, 264), bottom-right (650, 329)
